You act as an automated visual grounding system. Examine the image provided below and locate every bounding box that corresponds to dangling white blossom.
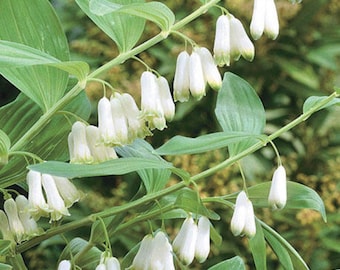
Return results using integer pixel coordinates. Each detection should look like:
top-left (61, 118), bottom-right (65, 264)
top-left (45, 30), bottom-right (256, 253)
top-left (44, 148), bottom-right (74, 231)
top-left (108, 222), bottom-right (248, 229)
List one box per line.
top-left (85, 125), bottom-right (118, 163)
top-left (214, 15), bottom-right (231, 66)
top-left (229, 15), bottom-right (255, 62)
top-left (195, 216), bottom-right (211, 263)
top-left (110, 95), bottom-right (129, 145)
top-left (268, 165), bottom-right (287, 210)
top-left (172, 216), bottom-right (198, 265)
top-left (52, 176), bottom-right (82, 208)
top-left (230, 191), bottom-right (256, 238)
top-left (98, 97), bottom-right (117, 145)
top-left (157, 76), bottom-right (175, 121)
top-left (132, 231), bottom-right (174, 270)
top-left (68, 121), bottom-right (93, 164)
top-left (96, 251), bottom-right (121, 270)
top-left (250, 0), bottom-right (279, 40)
top-left (173, 51), bottom-right (190, 102)
top-left (41, 174), bottom-right (70, 222)
top-left (196, 47), bottom-right (222, 91)
top-left (189, 51), bottom-right (206, 100)
top-left (15, 195), bottom-right (40, 237)
top-left (140, 71), bottom-right (166, 131)
top-left (58, 260), bottom-right (72, 270)
top-left (4, 198), bottom-right (25, 242)
top-left (118, 93), bottom-right (151, 142)
top-left (27, 170), bottom-right (50, 220)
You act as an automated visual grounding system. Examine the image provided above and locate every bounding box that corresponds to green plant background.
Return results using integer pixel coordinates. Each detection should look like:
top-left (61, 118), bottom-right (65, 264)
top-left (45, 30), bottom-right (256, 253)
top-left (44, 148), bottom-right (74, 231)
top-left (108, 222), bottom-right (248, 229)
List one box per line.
top-left (0, 0), bottom-right (339, 269)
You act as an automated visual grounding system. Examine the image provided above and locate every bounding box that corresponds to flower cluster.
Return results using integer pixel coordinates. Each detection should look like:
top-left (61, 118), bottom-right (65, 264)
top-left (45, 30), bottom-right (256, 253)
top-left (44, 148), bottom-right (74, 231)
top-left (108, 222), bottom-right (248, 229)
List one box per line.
top-left (131, 216), bottom-right (210, 269)
top-left (0, 196), bottom-right (41, 243)
top-left (95, 252), bottom-right (121, 270)
top-left (26, 170), bottom-right (81, 222)
top-left (173, 47), bottom-right (222, 102)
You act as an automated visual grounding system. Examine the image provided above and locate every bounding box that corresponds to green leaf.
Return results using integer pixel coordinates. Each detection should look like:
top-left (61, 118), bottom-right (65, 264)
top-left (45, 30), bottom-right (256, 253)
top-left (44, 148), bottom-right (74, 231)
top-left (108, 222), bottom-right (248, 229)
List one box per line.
top-left (174, 188), bottom-right (220, 220)
top-left (116, 139), bottom-right (172, 193)
top-left (89, 0), bottom-right (175, 31)
top-left (263, 229), bottom-right (294, 270)
top-left (215, 72), bottom-right (266, 155)
top-left (0, 0), bottom-right (70, 112)
top-left (249, 220), bottom-right (267, 270)
top-left (76, 0), bottom-right (146, 52)
top-left (0, 130), bottom-right (11, 167)
top-left (260, 220), bottom-right (309, 270)
top-left (0, 41), bottom-right (89, 82)
top-left (247, 181), bottom-right (327, 222)
top-left (59, 238), bottom-right (101, 269)
top-left (208, 256), bottom-right (246, 270)
top-left (307, 45), bottom-right (340, 70)
top-left (28, 157), bottom-right (173, 179)
top-left (302, 96), bottom-right (340, 114)
top-left (0, 91), bottom-right (90, 188)
top-left (156, 132), bottom-right (266, 155)
top-left (0, 263), bottom-right (12, 270)
top-left (0, 240), bottom-right (13, 257)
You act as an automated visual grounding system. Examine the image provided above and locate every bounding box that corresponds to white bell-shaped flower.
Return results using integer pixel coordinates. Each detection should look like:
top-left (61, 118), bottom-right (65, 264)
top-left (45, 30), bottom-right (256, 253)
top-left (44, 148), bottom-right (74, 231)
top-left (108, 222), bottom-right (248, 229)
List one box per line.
top-left (131, 234), bottom-right (154, 269)
top-left (95, 264), bottom-right (106, 270)
top-left (105, 256), bottom-right (121, 270)
top-left (140, 71), bottom-right (166, 131)
top-left (251, 0), bottom-right (279, 40)
top-left (53, 176), bottom-right (81, 208)
top-left (231, 191), bottom-right (256, 237)
top-left (213, 15), bottom-right (231, 67)
top-left (173, 51), bottom-right (190, 102)
top-left (157, 76), bottom-right (175, 121)
top-left (150, 231), bottom-right (174, 270)
top-left (86, 125), bottom-right (118, 163)
top-left (41, 174), bottom-right (70, 222)
top-left (195, 216), bottom-right (210, 263)
top-left (110, 95), bottom-right (129, 145)
top-left (229, 15), bottom-right (255, 62)
top-left (172, 216), bottom-right (198, 265)
top-left (268, 165), bottom-right (287, 210)
top-left (0, 210), bottom-right (14, 241)
top-left (27, 170), bottom-right (50, 220)
top-left (98, 97), bottom-right (117, 145)
top-left (68, 121), bottom-right (93, 164)
top-left (196, 47), bottom-right (222, 91)
top-left (118, 93), bottom-right (150, 142)
top-left (15, 195), bottom-right (40, 237)
top-left (4, 198), bottom-right (25, 242)
top-left (189, 51), bottom-right (206, 100)
top-left (58, 260), bottom-right (71, 270)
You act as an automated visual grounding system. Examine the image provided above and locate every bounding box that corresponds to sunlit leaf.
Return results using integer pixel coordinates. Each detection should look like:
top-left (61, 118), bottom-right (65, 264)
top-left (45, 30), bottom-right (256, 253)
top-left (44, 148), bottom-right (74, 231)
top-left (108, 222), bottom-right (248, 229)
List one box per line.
top-left (156, 132), bottom-right (265, 155)
top-left (302, 96), bottom-right (340, 114)
top-left (215, 72), bottom-right (265, 156)
top-left (76, 0), bottom-right (146, 52)
top-left (249, 220), bottom-right (267, 270)
top-left (0, 0), bottom-right (70, 111)
top-left (247, 181), bottom-right (327, 222)
top-left (0, 91), bottom-right (90, 188)
top-left (0, 41), bottom-right (89, 82)
top-left (208, 256), bottom-right (246, 270)
top-left (89, 0), bottom-right (175, 31)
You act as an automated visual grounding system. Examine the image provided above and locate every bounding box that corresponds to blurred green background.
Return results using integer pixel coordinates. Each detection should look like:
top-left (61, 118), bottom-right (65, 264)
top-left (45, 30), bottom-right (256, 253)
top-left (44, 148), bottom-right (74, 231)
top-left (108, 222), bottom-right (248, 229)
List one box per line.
top-left (1, 0), bottom-right (340, 269)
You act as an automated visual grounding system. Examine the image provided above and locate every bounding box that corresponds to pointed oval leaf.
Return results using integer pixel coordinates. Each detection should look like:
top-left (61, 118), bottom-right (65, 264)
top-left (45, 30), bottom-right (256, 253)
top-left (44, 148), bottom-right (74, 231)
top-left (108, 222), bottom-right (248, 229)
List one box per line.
top-left (215, 72), bottom-right (266, 155)
top-left (155, 132), bottom-right (266, 155)
top-left (249, 220), bottom-right (267, 270)
top-left (0, 41), bottom-right (89, 82)
top-left (0, 0), bottom-right (70, 111)
top-left (28, 157), bottom-right (173, 179)
top-left (89, 0), bottom-right (175, 31)
top-left (247, 181), bottom-right (327, 222)
top-left (208, 256), bottom-right (246, 270)
top-left (302, 96), bottom-right (340, 114)
top-left (76, 0), bottom-right (146, 52)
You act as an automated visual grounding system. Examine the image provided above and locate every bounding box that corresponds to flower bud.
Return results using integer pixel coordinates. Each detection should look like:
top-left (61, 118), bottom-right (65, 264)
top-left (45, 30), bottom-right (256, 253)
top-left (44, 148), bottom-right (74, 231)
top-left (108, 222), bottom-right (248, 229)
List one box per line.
top-left (264, 0), bottom-right (279, 40)
top-left (213, 15), bottom-right (231, 67)
top-left (98, 97), bottom-right (116, 145)
top-left (195, 216), bottom-right (210, 263)
top-left (173, 217), bottom-right (198, 265)
top-left (15, 195), bottom-right (40, 237)
top-left (132, 234), bottom-right (154, 269)
top-left (58, 260), bottom-right (71, 270)
top-left (105, 257), bottom-right (121, 270)
top-left (110, 95), bottom-right (129, 145)
top-left (196, 47), bottom-right (222, 91)
top-left (150, 231), bottom-right (174, 270)
top-left (189, 52), bottom-right (206, 100)
top-left (173, 51), bottom-right (190, 102)
top-left (268, 165), bottom-right (287, 210)
top-left (157, 76), bottom-right (175, 121)
top-left (4, 198), bottom-right (25, 242)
